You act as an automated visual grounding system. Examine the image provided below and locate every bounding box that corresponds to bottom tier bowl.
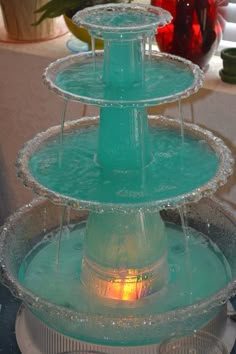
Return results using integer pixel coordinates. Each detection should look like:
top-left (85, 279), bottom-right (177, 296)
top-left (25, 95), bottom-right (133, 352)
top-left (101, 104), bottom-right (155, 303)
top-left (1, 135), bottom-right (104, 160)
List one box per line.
top-left (0, 198), bottom-right (236, 346)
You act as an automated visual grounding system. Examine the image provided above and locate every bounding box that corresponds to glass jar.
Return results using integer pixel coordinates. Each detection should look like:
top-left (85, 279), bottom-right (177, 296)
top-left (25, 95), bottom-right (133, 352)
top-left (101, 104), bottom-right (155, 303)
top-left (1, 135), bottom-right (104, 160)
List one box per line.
top-left (151, 0), bottom-right (224, 69)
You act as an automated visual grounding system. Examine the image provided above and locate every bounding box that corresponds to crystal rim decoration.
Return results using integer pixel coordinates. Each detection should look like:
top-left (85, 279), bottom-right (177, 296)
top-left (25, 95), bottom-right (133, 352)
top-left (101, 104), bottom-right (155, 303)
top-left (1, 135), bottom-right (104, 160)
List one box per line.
top-left (42, 51), bottom-right (204, 107)
top-left (16, 115), bottom-right (234, 213)
top-left (72, 3), bottom-right (172, 34)
top-left (15, 305), bottom-right (234, 353)
top-left (0, 197), bottom-right (236, 330)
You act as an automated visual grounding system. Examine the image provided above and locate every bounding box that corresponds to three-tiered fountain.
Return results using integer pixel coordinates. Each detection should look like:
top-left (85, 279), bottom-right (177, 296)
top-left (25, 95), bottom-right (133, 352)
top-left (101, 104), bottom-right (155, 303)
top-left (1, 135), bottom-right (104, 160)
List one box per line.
top-left (1, 4), bottom-right (236, 354)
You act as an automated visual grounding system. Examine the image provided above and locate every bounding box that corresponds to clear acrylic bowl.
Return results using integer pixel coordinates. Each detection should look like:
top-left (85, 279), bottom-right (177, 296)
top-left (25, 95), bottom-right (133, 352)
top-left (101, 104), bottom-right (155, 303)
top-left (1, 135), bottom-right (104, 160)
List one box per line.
top-left (43, 52), bottom-right (203, 108)
top-left (159, 330), bottom-right (228, 354)
top-left (0, 198), bottom-right (236, 345)
top-left (16, 116), bottom-right (234, 212)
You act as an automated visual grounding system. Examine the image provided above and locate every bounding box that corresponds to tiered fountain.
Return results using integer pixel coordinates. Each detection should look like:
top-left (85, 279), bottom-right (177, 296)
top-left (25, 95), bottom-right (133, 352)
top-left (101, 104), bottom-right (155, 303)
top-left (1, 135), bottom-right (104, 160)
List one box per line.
top-left (0, 3), bottom-right (236, 354)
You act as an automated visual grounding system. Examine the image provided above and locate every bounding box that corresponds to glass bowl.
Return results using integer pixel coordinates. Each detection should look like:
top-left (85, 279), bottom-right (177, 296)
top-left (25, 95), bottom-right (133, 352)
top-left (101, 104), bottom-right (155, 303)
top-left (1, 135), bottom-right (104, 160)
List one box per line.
top-left (16, 116), bottom-right (234, 212)
top-left (0, 198), bottom-right (236, 345)
top-left (159, 330), bottom-right (228, 353)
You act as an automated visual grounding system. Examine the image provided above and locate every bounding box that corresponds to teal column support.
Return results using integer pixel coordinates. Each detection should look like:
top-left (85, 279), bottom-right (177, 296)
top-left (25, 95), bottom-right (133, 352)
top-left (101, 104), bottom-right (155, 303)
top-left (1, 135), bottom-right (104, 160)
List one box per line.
top-left (97, 107), bottom-right (151, 170)
top-left (81, 209), bottom-right (168, 300)
top-left (103, 38), bottom-right (144, 87)
top-left (82, 30), bottom-right (169, 301)
top-left (97, 36), bottom-right (151, 170)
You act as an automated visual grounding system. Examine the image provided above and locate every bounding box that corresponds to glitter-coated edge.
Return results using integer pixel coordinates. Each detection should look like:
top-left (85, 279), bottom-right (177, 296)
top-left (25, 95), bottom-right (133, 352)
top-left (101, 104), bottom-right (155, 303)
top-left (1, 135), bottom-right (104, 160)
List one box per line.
top-left (42, 51), bottom-right (204, 107)
top-left (72, 3), bottom-right (172, 34)
top-left (16, 115), bottom-right (234, 213)
top-left (0, 197), bottom-right (236, 332)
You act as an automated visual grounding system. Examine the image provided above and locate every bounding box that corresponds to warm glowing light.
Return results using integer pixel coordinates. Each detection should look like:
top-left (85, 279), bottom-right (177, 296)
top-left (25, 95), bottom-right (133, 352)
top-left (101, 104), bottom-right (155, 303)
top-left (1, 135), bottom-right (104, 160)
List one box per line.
top-left (106, 272), bottom-right (147, 301)
top-left (81, 256), bottom-right (168, 301)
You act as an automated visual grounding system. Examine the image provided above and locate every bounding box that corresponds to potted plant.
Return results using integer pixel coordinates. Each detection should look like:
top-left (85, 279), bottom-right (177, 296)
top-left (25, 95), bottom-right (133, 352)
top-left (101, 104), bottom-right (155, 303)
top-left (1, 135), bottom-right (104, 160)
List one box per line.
top-left (0, 0), bottom-right (66, 42)
top-left (220, 48), bottom-right (236, 84)
top-left (35, 0), bottom-right (127, 49)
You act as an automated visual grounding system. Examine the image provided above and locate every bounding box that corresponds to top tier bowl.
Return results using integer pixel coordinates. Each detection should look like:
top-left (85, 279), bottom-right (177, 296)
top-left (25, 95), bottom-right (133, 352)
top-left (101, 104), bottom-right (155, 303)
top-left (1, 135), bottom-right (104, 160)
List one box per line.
top-left (43, 4), bottom-right (204, 107)
top-left (72, 3), bottom-right (172, 36)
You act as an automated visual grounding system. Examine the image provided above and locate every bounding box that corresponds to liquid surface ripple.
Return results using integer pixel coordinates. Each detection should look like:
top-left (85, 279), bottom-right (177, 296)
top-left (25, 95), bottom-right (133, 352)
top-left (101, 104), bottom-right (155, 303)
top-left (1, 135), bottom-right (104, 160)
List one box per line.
top-left (29, 124), bottom-right (219, 207)
top-left (18, 222), bottom-right (231, 319)
top-left (53, 55), bottom-right (196, 106)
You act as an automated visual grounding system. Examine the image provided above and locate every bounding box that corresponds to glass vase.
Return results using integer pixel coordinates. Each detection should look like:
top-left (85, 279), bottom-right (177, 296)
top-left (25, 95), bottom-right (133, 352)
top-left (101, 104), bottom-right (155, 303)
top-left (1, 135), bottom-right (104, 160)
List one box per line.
top-left (151, 0), bottom-right (223, 69)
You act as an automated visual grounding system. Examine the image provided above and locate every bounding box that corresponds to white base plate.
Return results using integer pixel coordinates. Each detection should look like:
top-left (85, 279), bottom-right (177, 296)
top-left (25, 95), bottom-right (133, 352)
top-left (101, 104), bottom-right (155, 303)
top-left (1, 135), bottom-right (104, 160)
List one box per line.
top-left (16, 304), bottom-right (236, 354)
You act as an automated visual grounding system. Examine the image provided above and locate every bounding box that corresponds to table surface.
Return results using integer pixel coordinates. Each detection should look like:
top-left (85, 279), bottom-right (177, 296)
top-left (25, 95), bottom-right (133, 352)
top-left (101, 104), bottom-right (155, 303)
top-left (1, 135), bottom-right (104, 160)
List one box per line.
top-left (0, 283), bottom-right (236, 354)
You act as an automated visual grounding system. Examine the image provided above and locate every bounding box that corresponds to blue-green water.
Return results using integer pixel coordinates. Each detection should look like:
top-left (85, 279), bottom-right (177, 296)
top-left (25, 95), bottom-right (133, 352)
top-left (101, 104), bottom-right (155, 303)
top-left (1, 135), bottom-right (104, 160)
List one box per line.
top-left (29, 123), bottom-right (219, 207)
top-left (18, 221), bottom-right (231, 317)
top-left (55, 55), bottom-right (195, 106)
top-left (15, 5), bottom-right (229, 345)
top-left (79, 8), bottom-right (163, 29)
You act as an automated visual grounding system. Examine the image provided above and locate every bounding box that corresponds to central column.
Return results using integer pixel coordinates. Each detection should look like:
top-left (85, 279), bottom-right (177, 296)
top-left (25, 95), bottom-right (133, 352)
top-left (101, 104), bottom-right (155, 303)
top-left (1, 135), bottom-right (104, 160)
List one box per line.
top-left (103, 37), bottom-right (144, 87)
top-left (81, 209), bottom-right (168, 301)
top-left (81, 32), bottom-right (169, 301)
top-left (97, 36), bottom-right (151, 170)
top-left (98, 107), bottom-right (151, 170)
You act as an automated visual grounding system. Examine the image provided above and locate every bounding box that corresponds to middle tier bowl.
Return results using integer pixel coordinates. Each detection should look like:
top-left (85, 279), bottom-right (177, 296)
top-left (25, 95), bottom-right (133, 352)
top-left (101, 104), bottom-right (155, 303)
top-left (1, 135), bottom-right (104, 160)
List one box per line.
top-left (16, 115), bottom-right (233, 212)
top-left (43, 51), bottom-right (203, 107)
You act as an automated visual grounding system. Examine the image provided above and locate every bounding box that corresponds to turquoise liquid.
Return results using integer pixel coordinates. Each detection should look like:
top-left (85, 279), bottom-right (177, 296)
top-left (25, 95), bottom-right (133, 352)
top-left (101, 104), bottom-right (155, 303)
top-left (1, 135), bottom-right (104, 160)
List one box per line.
top-left (55, 55), bottom-right (195, 106)
top-left (81, 9), bottom-right (163, 28)
top-left (29, 123), bottom-right (219, 207)
top-left (12, 6), bottom-right (231, 346)
top-left (18, 221), bottom-right (231, 317)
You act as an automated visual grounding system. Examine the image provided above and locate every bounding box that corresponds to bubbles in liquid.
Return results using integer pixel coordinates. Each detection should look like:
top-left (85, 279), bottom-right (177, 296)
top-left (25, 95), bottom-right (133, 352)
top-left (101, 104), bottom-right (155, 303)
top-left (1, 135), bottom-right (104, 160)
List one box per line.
top-left (55, 55), bottom-right (195, 106)
top-left (29, 123), bottom-right (219, 207)
top-left (18, 222), bottom-right (231, 317)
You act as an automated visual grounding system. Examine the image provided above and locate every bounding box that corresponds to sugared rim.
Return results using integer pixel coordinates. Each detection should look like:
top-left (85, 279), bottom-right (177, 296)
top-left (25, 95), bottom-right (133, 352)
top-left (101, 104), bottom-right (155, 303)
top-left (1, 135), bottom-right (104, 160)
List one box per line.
top-left (0, 197), bottom-right (236, 327)
top-left (72, 3), bottom-right (172, 34)
top-left (16, 115), bottom-right (234, 213)
top-left (43, 51), bottom-right (204, 107)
